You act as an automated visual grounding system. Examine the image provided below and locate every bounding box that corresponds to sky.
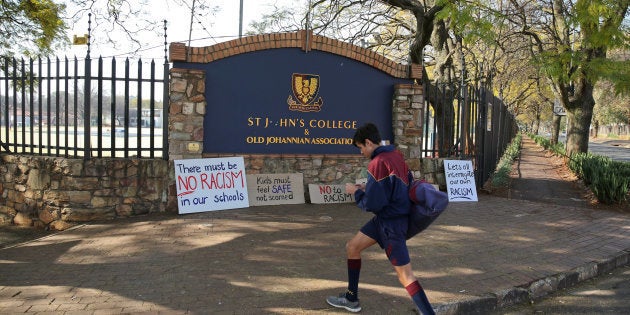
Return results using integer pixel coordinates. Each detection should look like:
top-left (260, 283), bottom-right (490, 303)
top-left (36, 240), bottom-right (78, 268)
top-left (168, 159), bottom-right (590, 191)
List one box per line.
top-left (61, 0), bottom-right (298, 60)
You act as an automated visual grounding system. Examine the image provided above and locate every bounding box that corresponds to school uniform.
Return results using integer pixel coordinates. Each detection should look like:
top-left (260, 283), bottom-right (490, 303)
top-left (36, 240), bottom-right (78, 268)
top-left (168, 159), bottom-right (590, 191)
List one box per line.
top-left (353, 145), bottom-right (412, 266)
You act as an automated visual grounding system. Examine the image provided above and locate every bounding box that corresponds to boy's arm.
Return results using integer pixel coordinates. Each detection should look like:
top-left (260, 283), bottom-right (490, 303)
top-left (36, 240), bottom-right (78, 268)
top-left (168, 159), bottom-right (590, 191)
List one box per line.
top-left (353, 176), bottom-right (389, 213)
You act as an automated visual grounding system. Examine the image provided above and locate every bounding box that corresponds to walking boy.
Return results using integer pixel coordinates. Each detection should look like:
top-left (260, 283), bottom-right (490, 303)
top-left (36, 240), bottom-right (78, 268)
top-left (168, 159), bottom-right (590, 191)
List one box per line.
top-left (326, 123), bottom-right (435, 314)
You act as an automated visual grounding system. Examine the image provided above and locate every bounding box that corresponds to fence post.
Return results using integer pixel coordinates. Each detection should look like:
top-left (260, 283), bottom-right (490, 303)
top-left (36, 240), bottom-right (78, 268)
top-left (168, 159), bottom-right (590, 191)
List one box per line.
top-left (83, 14), bottom-right (92, 159)
top-left (83, 55), bottom-right (91, 159)
top-left (162, 20), bottom-right (170, 160)
top-left (475, 86), bottom-right (487, 188)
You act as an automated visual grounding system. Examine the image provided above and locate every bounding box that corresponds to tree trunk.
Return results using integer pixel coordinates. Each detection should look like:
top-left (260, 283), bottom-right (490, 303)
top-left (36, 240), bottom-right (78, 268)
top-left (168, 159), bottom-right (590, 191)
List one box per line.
top-left (427, 19), bottom-right (460, 156)
top-left (551, 115), bottom-right (561, 145)
top-left (566, 95), bottom-right (594, 157)
top-left (422, 75), bottom-right (457, 157)
top-left (592, 120), bottom-right (599, 138)
top-left (434, 86), bottom-right (456, 156)
top-left (533, 106), bottom-right (542, 135)
top-left (383, 0), bottom-right (458, 157)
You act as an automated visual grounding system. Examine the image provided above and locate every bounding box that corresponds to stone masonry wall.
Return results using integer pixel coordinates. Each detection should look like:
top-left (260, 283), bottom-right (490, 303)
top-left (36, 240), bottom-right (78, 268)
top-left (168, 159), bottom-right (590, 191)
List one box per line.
top-left (391, 83), bottom-right (448, 187)
top-left (0, 155), bottom-right (169, 230)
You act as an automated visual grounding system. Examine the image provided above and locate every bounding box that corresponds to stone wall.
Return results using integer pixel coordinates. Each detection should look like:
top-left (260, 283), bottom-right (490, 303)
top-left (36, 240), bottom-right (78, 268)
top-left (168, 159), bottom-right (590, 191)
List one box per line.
top-left (0, 156), bottom-right (169, 230)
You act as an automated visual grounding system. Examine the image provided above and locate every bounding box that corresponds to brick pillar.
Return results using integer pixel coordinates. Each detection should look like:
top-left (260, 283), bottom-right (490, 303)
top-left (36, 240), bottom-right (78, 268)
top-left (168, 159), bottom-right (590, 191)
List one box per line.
top-left (168, 68), bottom-right (206, 160)
top-left (393, 83), bottom-right (424, 178)
top-left (166, 68), bottom-right (207, 211)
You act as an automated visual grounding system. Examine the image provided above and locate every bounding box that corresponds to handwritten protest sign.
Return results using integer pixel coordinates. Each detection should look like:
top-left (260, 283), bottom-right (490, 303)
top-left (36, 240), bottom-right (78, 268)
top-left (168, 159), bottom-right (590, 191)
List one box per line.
top-left (174, 157), bottom-right (249, 214)
top-left (308, 184), bottom-right (355, 204)
top-left (444, 160), bottom-right (478, 202)
top-left (247, 173), bottom-right (305, 206)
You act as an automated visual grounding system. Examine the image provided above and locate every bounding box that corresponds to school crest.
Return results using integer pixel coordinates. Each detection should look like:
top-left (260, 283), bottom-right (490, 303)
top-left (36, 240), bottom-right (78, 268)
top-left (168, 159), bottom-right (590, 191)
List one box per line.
top-left (287, 73), bottom-right (323, 112)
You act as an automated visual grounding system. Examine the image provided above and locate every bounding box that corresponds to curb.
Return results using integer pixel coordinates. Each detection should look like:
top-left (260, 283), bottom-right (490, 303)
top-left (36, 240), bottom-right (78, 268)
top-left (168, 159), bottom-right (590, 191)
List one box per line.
top-left (434, 249), bottom-right (630, 315)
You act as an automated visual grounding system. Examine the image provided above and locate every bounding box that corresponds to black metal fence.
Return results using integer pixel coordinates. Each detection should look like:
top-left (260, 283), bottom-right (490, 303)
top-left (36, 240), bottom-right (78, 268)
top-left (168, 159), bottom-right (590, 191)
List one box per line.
top-left (422, 82), bottom-right (518, 187)
top-left (0, 55), bottom-right (169, 159)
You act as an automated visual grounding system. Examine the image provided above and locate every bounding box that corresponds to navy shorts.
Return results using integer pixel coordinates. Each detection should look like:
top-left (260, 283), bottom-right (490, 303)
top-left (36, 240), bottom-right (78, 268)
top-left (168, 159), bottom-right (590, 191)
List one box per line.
top-left (360, 216), bottom-right (410, 266)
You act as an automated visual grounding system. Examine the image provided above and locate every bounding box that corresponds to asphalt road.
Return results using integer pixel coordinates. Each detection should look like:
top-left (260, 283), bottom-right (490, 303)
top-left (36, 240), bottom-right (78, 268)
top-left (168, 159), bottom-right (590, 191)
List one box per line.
top-left (553, 137), bottom-right (630, 162)
top-left (494, 265), bottom-right (630, 315)
top-left (588, 139), bottom-right (630, 162)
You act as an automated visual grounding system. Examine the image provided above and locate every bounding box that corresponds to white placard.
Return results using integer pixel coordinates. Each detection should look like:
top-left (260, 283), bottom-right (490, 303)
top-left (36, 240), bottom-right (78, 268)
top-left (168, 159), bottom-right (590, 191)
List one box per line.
top-left (308, 184), bottom-right (355, 204)
top-left (444, 160), bottom-right (478, 202)
top-left (247, 173), bottom-right (305, 206)
top-left (174, 157), bottom-right (249, 214)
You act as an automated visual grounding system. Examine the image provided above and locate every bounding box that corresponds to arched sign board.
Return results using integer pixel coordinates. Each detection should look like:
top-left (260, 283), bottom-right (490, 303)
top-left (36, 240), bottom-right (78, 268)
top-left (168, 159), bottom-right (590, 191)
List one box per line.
top-left (174, 48), bottom-right (413, 154)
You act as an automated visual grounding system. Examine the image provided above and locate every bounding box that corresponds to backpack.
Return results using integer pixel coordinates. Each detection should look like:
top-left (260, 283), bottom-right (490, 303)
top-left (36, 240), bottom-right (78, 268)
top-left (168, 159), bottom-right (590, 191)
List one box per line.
top-left (406, 180), bottom-right (449, 239)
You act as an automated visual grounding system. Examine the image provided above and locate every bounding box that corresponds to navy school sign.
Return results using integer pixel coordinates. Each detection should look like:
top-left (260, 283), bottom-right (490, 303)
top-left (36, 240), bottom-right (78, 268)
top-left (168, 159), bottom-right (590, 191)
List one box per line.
top-left (173, 37), bottom-right (414, 155)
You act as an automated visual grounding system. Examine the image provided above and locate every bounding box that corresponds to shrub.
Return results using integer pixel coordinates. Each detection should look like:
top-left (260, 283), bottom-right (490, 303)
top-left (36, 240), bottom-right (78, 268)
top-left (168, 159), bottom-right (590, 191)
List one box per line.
top-left (589, 166), bottom-right (629, 204)
top-left (532, 133), bottom-right (629, 204)
top-left (567, 152), bottom-right (630, 204)
top-left (491, 133), bottom-right (522, 187)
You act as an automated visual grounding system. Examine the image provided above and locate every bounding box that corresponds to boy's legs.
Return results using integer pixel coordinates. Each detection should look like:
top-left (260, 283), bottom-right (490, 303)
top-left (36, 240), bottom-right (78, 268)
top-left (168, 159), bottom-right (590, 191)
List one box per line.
top-left (326, 231), bottom-right (376, 312)
top-left (344, 231), bottom-right (376, 299)
top-left (393, 263), bottom-right (435, 315)
top-left (393, 262), bottom-right (416, 286)
top-left (346, 230), bottom-right (377, 258)
top-left (383, 217), bottom-right (435, 315)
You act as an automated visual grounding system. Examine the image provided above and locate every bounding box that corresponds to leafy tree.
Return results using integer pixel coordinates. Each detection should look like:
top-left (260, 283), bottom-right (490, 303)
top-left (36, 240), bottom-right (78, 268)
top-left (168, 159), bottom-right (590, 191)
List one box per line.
top-left (0, 0), bottom-right (68, 56)
top-left (593, 80), bottom-right (630, 134)
top-left (70, 0), bottom-right (222, 56)
top-left (252, 1), bottom-right (545, 156)
top-left (499, 0), bottom-right (630, 156)
top-left (285, 1), bottom-right (630, 157)
top-left (65, 0), bottom-right (169, 54)
top-left (592, 49), bottom-right (630, 137)
top-left (1, 0), bottom-right (220, 58)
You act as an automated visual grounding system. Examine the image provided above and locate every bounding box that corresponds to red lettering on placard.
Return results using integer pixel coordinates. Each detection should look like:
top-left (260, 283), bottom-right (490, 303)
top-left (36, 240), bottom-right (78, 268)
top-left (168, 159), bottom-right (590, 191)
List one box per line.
top-left (319, 185), bottom-right (332, 194)
top-left (177, 175), bottom-right (198, 191)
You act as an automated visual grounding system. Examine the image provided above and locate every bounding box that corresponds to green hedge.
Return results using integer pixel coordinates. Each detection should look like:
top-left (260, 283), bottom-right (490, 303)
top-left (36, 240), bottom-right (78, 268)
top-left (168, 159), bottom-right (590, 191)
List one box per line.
top-left (530, 133), bottom-right (630, 204)
top-left (491, 133), bottom-right (522, 187)
top-left (567, 152), bottom-right (630, 204)
top-left (530, 134), bottom-right (565, 156)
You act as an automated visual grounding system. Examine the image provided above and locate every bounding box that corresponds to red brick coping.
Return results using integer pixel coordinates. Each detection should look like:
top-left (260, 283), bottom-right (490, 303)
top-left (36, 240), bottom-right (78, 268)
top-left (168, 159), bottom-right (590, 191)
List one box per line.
top-left (169, 30), bottom-right (422, 80)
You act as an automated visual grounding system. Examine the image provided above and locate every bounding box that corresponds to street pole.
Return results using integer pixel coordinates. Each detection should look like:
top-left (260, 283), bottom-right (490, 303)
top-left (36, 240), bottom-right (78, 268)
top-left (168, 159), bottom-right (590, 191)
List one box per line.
top-left (239, 0), bottom-right (244, 38)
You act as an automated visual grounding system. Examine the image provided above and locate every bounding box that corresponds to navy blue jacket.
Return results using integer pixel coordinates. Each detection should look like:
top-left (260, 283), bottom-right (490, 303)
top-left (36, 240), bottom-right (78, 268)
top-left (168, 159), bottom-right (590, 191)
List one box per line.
top-left (354, 145), bottom-right (411, 218)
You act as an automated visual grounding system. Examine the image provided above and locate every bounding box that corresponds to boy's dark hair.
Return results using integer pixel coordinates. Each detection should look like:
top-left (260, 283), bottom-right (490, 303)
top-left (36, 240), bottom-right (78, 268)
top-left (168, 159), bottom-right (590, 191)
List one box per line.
top-left (352, 123), bottom-right (382, 147)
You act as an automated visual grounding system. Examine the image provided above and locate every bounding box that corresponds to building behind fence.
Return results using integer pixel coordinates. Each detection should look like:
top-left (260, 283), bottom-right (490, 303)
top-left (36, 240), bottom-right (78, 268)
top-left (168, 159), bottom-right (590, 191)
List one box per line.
top-left (0, 55), bottom-right (169, 159)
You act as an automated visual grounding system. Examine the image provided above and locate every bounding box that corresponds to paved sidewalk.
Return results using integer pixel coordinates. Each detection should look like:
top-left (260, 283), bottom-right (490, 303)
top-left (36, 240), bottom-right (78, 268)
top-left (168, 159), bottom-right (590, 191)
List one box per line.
top-left (1, 139), bottom-right (629, 314)
top-left (508, 137), bottom-right (590, 208)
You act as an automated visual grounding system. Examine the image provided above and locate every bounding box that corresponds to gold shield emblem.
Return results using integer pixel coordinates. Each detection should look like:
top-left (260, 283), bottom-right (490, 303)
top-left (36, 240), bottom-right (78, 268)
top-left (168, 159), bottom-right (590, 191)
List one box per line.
top-left (288, 73), bottom-right (323, 112)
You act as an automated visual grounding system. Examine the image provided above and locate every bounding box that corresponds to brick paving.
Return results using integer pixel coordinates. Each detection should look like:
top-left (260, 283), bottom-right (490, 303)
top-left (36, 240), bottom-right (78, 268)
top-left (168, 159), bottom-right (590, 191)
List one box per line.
top-left (1, 138), bottom-right (629, 314)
